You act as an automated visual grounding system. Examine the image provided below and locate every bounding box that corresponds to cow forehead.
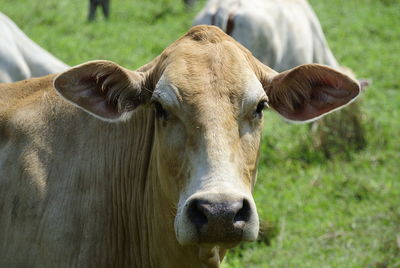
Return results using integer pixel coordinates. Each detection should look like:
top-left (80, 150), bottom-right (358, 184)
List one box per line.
top-left (172, 42), bottom-right (252, 81)
top-left (159, 40), bottom-right (258, 104)
top-left (150, 26), bottom-right (268, 124)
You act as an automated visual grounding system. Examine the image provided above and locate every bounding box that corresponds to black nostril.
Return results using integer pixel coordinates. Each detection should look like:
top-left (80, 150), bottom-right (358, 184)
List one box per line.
top-left (187, 198), bottom-right (252, 232)
top-left (187, 199), bottom-right (208, 230)
top-left (233, 199), bottom-right (251, 223)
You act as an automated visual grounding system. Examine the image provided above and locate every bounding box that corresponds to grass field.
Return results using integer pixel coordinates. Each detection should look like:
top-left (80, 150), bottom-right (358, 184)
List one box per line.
top-left (1, 0), bottom-right (399, 267)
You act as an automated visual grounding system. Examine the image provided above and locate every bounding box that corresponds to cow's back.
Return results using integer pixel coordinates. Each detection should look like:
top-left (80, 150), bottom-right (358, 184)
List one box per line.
top-left (0, 75), bottom-right (56, 113)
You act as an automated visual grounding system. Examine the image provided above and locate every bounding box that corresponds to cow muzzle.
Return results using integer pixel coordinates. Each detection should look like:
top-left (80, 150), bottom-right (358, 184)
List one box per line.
top-left (175, 192), bottom-right (259, 247)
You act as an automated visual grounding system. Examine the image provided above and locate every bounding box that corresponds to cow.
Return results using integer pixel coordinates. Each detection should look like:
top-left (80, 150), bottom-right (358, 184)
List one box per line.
top-left (0, 26), bottom-right (360, 267)
top-left (184, 0), bottom-right (198, 9)
top-left (0, 13), bottom-right (69, 83)
top-left (88, 0), bottom-right (110, 22)
top-left (193, 0), bottom-right (367, 157)
top-left (193, 0), bottom-right (340, 72)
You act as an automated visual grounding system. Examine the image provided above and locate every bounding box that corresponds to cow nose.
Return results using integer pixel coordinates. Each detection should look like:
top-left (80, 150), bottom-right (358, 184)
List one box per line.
top-left (188, 198), bottom-right (251, 229)
top-left (186, 195), bottom-right (253, 243)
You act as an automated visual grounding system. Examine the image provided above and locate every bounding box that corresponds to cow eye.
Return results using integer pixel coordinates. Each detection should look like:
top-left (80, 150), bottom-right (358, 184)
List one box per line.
top-left (153, 101), bottom-right (168, 119)
top-left (254, 100), bottom-right (268, 118)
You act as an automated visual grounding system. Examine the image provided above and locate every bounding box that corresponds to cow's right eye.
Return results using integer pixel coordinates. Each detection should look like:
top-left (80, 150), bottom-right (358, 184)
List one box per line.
top-left (153, 101), bottom-right (168, 119)
top-left (254, 100), bottom-right (268, 118)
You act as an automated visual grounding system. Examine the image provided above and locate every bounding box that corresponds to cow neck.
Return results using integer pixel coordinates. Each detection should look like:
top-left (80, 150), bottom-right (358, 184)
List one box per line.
top-left (33, 99), bottom-right (163, 267)
top-left (83, 106), bottom-right (224, 267)
top-left (80, 105), bottom-right (156, 267)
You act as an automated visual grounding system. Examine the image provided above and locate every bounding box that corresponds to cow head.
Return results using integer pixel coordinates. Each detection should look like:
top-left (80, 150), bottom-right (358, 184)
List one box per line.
top-left (54, 26), bottom-right (360, 258)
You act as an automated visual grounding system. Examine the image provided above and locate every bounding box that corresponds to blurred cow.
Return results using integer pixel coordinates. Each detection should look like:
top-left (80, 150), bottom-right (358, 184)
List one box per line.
top-left (194, 0), bottom-right (340, 72)
top-left (194, 0), bottom-right (366, 156)
top-left (88, 0), bottom-right (110, 21)
top-left (0, 13), bottom-right (68, 83)
top-left (184, 0), bottom-right (198, 8)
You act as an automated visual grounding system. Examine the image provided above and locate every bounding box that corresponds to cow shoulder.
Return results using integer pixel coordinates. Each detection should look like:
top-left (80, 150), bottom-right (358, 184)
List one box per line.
top-left (0, 75), bottom-right (57, 114)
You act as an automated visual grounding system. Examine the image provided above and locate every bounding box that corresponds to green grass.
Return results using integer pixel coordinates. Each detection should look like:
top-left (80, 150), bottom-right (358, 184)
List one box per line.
top-left (1, 0), bottom-right (399, 267)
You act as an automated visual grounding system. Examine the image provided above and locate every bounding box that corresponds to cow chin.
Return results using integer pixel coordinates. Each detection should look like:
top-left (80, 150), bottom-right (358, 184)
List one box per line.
top-left (174, 191), bottom-right (259, 248)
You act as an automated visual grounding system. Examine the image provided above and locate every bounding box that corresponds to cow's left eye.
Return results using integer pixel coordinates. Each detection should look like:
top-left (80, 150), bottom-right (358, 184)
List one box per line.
top-left (254, 100), bottom-right (268, 118)
top-left (153, 101), bottom-right (168, 119)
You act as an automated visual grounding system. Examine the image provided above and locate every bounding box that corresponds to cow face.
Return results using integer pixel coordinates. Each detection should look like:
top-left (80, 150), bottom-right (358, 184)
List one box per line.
top-left (152, 39), bottom-right (266, 247)
top-left (54, 26), bottom-right (360, 250)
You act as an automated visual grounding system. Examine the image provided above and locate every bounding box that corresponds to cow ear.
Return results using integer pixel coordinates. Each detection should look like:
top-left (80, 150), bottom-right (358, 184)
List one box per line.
top-left (54, 60), bottom-right (147, 122)
top-left (265, 64), bottom-right (361, 122)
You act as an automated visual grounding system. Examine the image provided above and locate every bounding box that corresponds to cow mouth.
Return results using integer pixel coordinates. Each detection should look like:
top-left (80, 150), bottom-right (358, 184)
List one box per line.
top-left (196, 224), bottom-right (245, 247)
top-left (198, 245), bottom-right (226, 268)
top-left (199, 241), bottom-right (240, 249)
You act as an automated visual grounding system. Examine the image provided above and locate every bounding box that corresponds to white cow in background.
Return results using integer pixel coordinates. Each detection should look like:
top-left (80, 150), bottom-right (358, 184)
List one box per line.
top-left (0, 13), bottom-right (68, 83)
top-left (193, 0), bottom-right (340, 72)
top-left (193, 0), bottom-right (367, 157)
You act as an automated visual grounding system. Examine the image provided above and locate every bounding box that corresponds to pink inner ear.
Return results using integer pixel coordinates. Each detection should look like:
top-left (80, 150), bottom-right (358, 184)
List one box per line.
top-left (82, 94), bottom-right (120, 119)
top-left (54, 60), bottom-right (144, 121)
top-left (269, 65), bottom-right (360, 122)
top-left (289, 86), bottom-right (358, 121)
top-left (61, 75), bottom-right (121, 119)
